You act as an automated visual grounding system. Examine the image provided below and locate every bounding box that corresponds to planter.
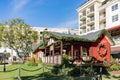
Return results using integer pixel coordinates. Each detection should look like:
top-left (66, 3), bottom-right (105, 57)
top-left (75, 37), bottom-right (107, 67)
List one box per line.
top-left (81, 56), bottom-right (92, 63)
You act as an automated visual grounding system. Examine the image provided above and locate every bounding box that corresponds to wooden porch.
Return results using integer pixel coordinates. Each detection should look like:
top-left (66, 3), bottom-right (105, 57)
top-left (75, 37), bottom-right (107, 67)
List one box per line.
top-left (42, 29), bottom-right (114, 66)
top-left (43, 39), bottom-right (93, 65)
top-left (42, 55), bottom-right (61, 64)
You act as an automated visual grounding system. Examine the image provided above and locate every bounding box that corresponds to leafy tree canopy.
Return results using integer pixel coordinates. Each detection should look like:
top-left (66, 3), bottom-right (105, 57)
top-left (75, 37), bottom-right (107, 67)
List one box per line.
top-left (0, 18), bottom-right (39, 62)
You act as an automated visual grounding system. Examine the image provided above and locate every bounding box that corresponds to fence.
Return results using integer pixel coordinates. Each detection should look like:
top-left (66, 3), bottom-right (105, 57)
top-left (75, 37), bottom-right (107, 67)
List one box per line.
top-left (0, 64), bottom-right (102, 80)
top-left (0, 65), bottom-right (44, 80)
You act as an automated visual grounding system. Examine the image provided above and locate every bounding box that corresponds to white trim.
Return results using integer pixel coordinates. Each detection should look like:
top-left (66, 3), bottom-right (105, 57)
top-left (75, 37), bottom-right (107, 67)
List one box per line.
top-left (105, 35), bottom-right (114, 45)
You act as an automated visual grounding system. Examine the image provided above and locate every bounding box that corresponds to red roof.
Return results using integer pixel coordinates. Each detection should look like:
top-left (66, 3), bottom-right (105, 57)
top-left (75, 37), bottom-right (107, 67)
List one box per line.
top-left (111, 46), bottom-right (120, 54)
top-left (107, 25), bottom-right (120, 31)
top-left (111, 46), bottom-right (120, 52)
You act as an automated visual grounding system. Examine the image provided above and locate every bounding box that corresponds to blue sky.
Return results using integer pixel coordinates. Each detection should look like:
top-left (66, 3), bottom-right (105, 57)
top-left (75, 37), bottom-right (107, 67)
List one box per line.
top-left (0, 0), bottom-right (87, 29)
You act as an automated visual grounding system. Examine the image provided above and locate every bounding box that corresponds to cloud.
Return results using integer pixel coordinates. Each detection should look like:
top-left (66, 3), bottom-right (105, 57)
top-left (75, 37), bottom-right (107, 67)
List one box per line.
top-left (57, 19), bottom-right (78, 29)
top-left (12, 0), bottom-right (30, 12)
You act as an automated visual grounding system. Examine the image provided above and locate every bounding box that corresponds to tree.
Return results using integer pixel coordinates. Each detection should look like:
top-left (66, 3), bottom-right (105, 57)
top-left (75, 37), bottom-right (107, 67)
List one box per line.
top-left (0, 24), bottom-right (5, 47)
top-left (1, 18), bottom-right (39, 63)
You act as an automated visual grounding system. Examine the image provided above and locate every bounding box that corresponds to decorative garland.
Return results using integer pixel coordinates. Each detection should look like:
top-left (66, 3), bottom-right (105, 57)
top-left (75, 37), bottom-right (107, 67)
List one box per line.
top-left (42, 29), bottom-right (114, 44)
top-left (97, 43), bottom-right (107, 57)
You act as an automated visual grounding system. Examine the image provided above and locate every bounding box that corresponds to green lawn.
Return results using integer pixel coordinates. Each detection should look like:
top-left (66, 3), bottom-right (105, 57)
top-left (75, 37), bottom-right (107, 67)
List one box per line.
top-left (0, 64), bottom-right (44, 80)
top-left (0, 64), bottom-right (120, 80)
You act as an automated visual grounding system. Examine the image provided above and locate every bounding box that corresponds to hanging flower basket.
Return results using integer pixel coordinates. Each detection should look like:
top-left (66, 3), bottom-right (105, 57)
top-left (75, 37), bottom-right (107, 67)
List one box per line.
top-left (81, 56), bottom-right (92, 62)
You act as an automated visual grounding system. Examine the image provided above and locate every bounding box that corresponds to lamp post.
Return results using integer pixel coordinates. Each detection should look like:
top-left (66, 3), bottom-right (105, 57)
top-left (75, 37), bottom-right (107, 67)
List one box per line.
top-left (3, 27), bottom-right (8, 72)
top-left (100, 67), bottom-right (102, 80)
top-left (3, 49), bottom-right (6, 72)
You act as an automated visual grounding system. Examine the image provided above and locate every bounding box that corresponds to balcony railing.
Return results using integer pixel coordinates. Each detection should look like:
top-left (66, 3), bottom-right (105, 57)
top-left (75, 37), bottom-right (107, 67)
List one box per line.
top-left (82, 29), bottom-right (86, 33)
top-left (100, 25), bottom-right (106, 29)
top-left (100, 14), bottom-right (106, 20)
top-left (87, 17), bottom-right (94, 22)
top-left (80, 21), bottom-right (86, 26)
top-left (87, 26), bottom-right (95, 32)
top-left (80, 14), bottom-right (86, 18)
top-left (90, 26), bottom-right (95, 30)
top-left (87, 9), bottom-right (94, 14)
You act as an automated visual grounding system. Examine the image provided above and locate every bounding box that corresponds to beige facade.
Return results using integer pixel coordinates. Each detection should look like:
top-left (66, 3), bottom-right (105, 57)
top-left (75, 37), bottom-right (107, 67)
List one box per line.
top-left (77, 0), bottom-right (120, 34)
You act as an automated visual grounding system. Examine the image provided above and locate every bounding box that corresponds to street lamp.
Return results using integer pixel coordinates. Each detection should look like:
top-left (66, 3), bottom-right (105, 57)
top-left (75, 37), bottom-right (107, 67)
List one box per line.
top-left (3, 49), bottom-right (6, 72)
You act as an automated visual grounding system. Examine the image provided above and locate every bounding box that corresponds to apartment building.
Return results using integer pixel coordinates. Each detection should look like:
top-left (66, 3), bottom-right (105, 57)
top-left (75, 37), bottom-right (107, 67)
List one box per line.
top-left (77, 0), bottom-right (120, 34)
top-left (77, 0), bottom-right (120, 61)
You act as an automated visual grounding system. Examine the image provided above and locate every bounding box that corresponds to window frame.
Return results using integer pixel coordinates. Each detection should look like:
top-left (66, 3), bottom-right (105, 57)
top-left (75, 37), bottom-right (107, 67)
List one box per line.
top-left (112, 14), bottom-right (118, 22)
top-left (112, 4), bottom-right (118, 11)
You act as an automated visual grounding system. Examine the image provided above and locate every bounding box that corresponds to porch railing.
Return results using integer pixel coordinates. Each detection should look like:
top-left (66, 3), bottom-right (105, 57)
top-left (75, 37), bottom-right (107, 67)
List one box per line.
top-left (42, 55), bottom-right (61, 64)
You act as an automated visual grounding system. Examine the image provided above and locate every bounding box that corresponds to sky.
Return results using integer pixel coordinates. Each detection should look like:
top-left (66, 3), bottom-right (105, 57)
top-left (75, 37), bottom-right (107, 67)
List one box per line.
top-left (0, 0), bottom-right (87, 29)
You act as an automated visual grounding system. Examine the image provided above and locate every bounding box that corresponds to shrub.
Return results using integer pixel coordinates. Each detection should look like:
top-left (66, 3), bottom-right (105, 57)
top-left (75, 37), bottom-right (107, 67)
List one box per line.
top-left (51, 65), bottom-right (61, 75)
top-left (108, 64), bottom-right (120, 71)
top-left (38, 58), bottom-right (42, 64)
top-left (62, 53), bottom-right (69, 67)
top-left (28, 57), bottom-right (38, 66)
top-left (68, 67), bottom-right (80, 76)
top-left (92, 66), bottom-right (109, 75)
top-left (84, 67), bottom-right (91, 74)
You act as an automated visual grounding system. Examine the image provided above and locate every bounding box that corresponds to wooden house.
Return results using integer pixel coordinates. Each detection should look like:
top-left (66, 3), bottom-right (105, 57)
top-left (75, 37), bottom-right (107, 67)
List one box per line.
top-left (34, 29), bottom-right (114, 66)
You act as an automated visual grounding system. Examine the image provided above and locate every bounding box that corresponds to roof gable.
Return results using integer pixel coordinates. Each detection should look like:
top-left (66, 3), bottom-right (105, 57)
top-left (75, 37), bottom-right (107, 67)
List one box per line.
top-left (43, 29), bottom-right (114, 45)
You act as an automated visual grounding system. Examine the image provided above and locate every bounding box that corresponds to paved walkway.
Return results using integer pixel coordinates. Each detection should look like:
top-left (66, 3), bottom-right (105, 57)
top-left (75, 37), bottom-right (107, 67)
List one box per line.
top-left (109, 70), bottom-right (120, 74)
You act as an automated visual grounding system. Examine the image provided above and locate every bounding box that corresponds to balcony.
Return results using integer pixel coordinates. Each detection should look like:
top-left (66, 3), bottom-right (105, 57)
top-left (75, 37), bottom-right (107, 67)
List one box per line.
top-left (87, 17), bottom-right (94, 26)
top-left (99, 5), bottom-right (106, 13)
top-left (80, 23), bottom-right (86, 29)
top-left (80, 14), bottom-right (86, 21)
top-left (87, 25), bottom-right (95, 32)
top-left (90, 26), bottom-right (95, 30)
top-left (87, 9), bottom-right (94, 17)
top-left (81, 29), bottom-right (86, 33)
top-left (99, 14), bottom-right (106, 23)
top-left (80, 25), bottom-right (86, 28)
top-left (100, 23), bottom-right (106, 29)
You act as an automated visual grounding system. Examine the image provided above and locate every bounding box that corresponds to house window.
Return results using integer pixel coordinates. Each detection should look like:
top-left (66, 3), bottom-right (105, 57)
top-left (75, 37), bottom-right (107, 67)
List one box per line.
top-left (112, 14), bottom-right (118, 22)
top-left (112, 4), bottom-right (118, 11)
top-left (82, 48), bottom-right (87, 56)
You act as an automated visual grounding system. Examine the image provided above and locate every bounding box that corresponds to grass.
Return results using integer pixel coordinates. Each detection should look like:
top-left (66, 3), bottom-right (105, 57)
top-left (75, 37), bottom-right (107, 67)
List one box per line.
top-left (0, 64), bottom-right (44, 80)
top-left (0, 64), bottom-right (120, 80)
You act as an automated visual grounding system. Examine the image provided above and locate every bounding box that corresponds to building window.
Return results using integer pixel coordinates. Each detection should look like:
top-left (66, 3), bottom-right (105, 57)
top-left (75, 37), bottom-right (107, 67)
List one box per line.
top-left (90, 5), bottom-right (94, 12)
top-left (112, 14), bottom-right (118, 22)
top-left (112, 4), bottom-right (118, 11)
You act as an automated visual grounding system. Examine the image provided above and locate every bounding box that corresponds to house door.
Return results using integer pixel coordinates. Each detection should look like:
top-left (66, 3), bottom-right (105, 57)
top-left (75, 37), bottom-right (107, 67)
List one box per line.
top-left (74, 50), bottom-right (80, 59)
